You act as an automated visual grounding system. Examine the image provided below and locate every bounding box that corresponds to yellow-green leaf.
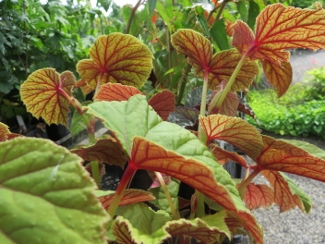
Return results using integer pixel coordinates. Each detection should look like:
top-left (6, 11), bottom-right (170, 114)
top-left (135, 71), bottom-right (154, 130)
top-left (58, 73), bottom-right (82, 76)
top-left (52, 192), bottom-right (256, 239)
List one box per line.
top-left (171, 29), bottom-right (212, 75)
top-left (20, 68), bottom-right (75, 126)
top-left (77, 33), bottom-right (153, 89)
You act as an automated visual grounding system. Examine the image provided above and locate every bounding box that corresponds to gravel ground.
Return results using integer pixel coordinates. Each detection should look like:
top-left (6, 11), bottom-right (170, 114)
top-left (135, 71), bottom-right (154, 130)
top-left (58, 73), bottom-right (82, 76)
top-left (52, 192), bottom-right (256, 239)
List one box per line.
top-left (253, 173), bottom-right (325, 244)
top-left (251, 130), bottom-right (325, 243)
top-left (250, 50), bottom-right (325, 243)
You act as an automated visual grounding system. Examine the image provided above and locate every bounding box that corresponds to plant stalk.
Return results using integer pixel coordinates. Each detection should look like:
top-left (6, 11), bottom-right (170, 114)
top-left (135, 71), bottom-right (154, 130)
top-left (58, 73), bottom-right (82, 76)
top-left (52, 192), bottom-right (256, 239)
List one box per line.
top-left (195, 70), bottom-right (210, 218)
top-left (237, 167), bottom-right (261, 199)
top-left (107, 163), bottom-right (136, 224)
top-left (59, 88), bottom-right (96, 143)
top-left (155, 172), bottom-right (180, 220)
top-left (176, 63), bottom-right (191, 105)
top-left (215, 0), bottom-right (229, 22)
top-left (91, 161), bottom-right (101, 189)
top-left (209, 54), bottom-right (247, 112)
top-left (125, 0), bottom-right (142, 34)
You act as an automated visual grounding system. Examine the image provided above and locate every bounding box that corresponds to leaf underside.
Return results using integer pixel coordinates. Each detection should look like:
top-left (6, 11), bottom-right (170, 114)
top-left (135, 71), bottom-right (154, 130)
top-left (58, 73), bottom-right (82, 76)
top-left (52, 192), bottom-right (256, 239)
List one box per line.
top-left (20, 68), bottom-right (75, 126)
top-left (77, 33), bottom-right (153, 89)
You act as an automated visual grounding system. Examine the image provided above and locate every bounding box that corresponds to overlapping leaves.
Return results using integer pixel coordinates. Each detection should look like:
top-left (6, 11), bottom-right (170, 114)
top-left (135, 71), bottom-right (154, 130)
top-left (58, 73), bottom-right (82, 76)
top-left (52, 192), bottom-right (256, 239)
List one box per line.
top-left (95, 83), bottom-right (175, 121)
top-left (171, 29), bottom-right (258, 91)
top-left (96, 189), bottom-right (156, 210)
top-left (200, 114), bottom-right (323, 213)
top-left (110, 203), bottom-right (231, 243)
top-left (70, 135), bottom-right (127, 168)
top-left (77, 33), bottom-right (153, 89)
top-left (86, 95), bottom-right (263, 242)
top-left (232, 3), bottom-right (325, 96)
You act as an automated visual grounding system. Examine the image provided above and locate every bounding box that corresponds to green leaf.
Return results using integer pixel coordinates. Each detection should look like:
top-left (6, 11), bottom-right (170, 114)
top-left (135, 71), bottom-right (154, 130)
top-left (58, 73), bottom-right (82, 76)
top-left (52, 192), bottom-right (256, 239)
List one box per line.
top-left (210, 19), bottom-right (230, 51)
top-left (147, 0), bottom-right (157, 16)
top-left (111, 204), bottom-right (230, 243)
top-left (70, 101), bottom-right (91, 138)
top-left (149, 179), bottom-right (180, 215)
top-left (247, 0), bottom-right (260, 30)
top-left (165, 211), bottom-right (231, 242)
top-left (0, 137), bottom-right (108, 244)
top-left (86, 96), bottom-right (239, 209)
top-left (77, 34), bottom-right (153, 90)
top-left (111, 203), bottom-right (171, 243)
top-left (195, 6), bottom-right (210, 38)
top-left (86, 95), bottom-right (263, 242)
top-left (237, 1), bottom-right (248, 22)
top-left (283, 139), bottom-right (325, 160)
top-left (281, 173), bottom-right (312, 213)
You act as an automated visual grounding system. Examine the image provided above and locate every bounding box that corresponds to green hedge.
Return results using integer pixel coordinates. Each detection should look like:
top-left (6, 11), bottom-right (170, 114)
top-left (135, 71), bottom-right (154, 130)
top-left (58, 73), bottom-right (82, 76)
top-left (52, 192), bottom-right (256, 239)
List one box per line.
top-left (247, 69), bottom-right (325, 138)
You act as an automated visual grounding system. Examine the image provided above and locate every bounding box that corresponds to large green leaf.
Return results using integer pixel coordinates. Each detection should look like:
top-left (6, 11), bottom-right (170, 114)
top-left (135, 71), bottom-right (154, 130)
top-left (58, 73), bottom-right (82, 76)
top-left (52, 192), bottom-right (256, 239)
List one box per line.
top-left (88, 95), bottom-right (241, 210)
top-left (86, 95), bottom-right (263, 242)
top-left (0, 137), bottom-right (108, 244)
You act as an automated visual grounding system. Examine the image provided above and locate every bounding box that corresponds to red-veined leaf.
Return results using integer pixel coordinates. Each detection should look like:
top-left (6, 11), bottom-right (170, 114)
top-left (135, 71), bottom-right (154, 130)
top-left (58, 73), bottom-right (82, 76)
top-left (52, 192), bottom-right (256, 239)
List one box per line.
top-left (208, 49), bottom-right (258, 91)
top-left (209, 144), bottom-right (248, 168)
top-left (261, 60), bottom-right (292, 97)
top-left (171, 29), bottom-right (212, 74)
top-left (225, 211), bottom-right (263, 243)
top-left (20, 68), bottom-right (75, 126)
top-left (244, 183), bottom-right (274, 210)
top-left (70, 135), bottom-right (127, 168)
top-left (208, 85), bottom-right (239, 116)
top-left (99, 189), bottom-right (155, 210)
top-left (111, 217), bottom-right (137, 244)
top-left (262, 171), bottom-right (305, 212)
top-left (200, 115), bottom-right (264, 160)
top-left (130, 137), bottom-right (263, 242)
top-left (232, 3), bottom-right (325, 96)
top-left (131, 136), bottom-right (238, 212)
top-left (87, 95), bottom-right (263, 242)
top-left (148, 90), bottom-right (176, 121)
top-left (237, 99), bottom-right (257, 120)
top-left (225, 19), bottom-right (235, 37)
top-left (171, 30), bottom-right (258, 90)
top-left (77, 33), bottom-right (153, 89)
top-left (232, 21), bottom-right (256, 59)
top-left (165, 212), bottom-right (230, 243)
top-left (254, 136), bottom-right (325, 183)
top-left (233, 4), bottom-right (325, 63)
top-left (0, 122), bottom-right (10, 142)
top-left (95, 83), bottom-right (143, 102)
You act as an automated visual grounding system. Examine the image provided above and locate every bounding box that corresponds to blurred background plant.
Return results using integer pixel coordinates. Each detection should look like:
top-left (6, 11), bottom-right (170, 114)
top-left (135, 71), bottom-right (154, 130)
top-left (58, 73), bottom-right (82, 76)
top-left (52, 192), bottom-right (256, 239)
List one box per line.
top-left (247, 66), bottom-right (325, 139)
top-left (1, 0), bottom-right (315, 138)
top-left (0, 0), bottom-right (116, 129)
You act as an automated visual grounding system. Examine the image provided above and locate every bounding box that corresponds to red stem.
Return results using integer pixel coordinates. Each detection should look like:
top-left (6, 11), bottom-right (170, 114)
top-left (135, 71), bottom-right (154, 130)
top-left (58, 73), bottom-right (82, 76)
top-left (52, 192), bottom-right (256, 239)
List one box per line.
top-left (107, 162), bottom-right (137, 222)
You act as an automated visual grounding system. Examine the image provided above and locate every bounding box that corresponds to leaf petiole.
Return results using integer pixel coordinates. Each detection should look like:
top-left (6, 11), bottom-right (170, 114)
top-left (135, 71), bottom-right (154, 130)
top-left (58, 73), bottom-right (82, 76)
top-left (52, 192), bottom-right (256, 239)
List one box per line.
top-left (59, 87), bottom-right (96, 143)
top-left (237, 167), bottom-right (261, 199)
top-left (210, 53), bottom-right (248, 111)
top-left (107, 163), bottom-right (137, 225)
top-left (91, 161), bottom-right (101, 189)
top-left (155, 172), bottom-right (180, 220)
top-left (196, 70), bottom-right (210, 218)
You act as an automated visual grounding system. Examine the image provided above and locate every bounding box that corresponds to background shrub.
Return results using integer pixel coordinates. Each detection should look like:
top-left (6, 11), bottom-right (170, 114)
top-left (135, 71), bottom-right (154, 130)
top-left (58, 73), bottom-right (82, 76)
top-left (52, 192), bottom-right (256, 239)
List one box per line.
top-left (247, 67), bottom-right (325, 139)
